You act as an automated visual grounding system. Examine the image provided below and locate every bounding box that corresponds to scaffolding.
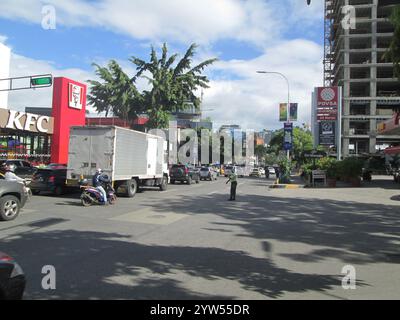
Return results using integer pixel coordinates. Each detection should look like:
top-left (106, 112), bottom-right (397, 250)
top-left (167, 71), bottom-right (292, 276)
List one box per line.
top-left (324, 0), bottom-right (335, 86)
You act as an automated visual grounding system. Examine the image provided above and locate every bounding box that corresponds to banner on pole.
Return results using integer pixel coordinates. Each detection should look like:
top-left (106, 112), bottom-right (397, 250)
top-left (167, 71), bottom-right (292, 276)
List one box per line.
top-left (279, 103), bottom-right (288, 122)
top-left (289, 103), bottom-right (298, 122)
top-left (283, 122), bottom-right (293, 151)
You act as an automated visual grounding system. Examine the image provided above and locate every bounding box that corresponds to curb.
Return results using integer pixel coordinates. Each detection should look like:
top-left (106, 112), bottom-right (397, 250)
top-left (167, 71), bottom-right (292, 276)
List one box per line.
top-left (269, 184), bottom-right (305, 189)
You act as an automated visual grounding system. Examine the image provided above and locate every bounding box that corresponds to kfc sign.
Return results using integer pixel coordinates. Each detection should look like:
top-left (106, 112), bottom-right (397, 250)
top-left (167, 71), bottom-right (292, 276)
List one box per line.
top-left (0, 109), bottom-right (54, 134)
top-left (68, 83), bottom-right (84, 110)
top-left (317, 87), bottom-right (339, 121)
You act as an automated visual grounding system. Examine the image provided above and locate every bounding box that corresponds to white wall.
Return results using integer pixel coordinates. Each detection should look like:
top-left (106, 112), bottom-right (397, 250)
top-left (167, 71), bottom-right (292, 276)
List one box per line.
top-left (0, 43), bottom-right (11, 109)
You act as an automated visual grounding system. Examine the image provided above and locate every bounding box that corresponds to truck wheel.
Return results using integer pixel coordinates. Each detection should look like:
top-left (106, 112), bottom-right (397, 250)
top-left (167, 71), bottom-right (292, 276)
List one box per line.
top-left (126, 179), bottom-right (138, 198)
top-left (160, 176), bottom-right (168, 191)
top-left (0, 196), bottom-right (21, 221)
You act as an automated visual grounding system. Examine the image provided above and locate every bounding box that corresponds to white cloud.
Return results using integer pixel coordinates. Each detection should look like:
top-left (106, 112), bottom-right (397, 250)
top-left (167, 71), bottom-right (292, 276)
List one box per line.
top-left (1, 0), bottom-right (325, 130)
top-left (5, 38), bottom-right (323, 130)
top-left (202, 39), bottom-right (323, 130)
top-left (0, 0), bottom-right (312, 48)
top-left (7, 53), bottom-right (94, 111)
top-left (0, 35), bottom-right (8, 43)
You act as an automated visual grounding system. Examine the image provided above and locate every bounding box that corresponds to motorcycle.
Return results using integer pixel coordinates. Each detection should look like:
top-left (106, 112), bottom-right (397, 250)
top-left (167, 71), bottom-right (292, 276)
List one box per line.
top-left (362, 169), bottom-right (372, 182)
top-left (80, 181), bottom-right (117, 207)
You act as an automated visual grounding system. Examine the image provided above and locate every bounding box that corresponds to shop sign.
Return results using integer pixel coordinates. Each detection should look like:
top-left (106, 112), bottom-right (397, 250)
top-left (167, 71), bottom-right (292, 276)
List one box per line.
top-left (317, 87), bottom-right (339, 121)
top-left (68, 83), bottom-right (84, 110)
top-left (0, 109), bottom-right (54, 134)
top-left (319, 121), bottom-right (336, 146)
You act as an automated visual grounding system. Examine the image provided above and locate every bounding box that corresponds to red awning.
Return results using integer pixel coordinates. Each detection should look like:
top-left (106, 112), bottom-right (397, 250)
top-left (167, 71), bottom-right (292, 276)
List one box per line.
top-left (384, 146), bottom-right (400, 155)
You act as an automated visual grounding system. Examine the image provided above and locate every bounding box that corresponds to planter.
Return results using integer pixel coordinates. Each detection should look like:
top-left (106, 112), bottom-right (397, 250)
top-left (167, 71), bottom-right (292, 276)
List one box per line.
top-left (327, 177), bottom-right (337, 188)
top-left (350, 177), bottom-right (361, 187)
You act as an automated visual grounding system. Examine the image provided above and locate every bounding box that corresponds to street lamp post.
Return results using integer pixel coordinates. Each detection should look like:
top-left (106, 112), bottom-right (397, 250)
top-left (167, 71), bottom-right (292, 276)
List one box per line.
top-left (256, 71), bottom-right (291, 160)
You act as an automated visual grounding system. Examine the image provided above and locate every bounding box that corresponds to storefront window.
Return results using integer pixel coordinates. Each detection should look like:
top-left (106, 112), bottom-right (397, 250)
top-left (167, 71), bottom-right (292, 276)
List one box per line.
top-left (0, 129), bottom-right (51, 165)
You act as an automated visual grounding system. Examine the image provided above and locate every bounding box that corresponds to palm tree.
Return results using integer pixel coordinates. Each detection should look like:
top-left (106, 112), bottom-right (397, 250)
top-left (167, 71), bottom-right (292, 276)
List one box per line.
top-left (130, 43), bottom-right (217, 128)
top-left (88, 60), bottom-right (143, 121)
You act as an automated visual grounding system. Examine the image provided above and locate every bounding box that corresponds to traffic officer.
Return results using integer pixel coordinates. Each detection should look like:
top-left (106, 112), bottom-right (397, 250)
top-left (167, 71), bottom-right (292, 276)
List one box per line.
top-left (226, 167), bottom-right (238, 201)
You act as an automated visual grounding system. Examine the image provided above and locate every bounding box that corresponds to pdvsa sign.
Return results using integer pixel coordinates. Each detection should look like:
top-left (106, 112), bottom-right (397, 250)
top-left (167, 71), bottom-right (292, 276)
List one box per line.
top-left (0, 109), bottom-right (54, 134)
top-left (68, 83), bottom-right (84, 110)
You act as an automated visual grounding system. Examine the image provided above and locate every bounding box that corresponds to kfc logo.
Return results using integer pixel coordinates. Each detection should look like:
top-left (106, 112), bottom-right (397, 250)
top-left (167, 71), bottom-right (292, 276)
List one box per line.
top-left (69, 83), bottom-right (84, 110)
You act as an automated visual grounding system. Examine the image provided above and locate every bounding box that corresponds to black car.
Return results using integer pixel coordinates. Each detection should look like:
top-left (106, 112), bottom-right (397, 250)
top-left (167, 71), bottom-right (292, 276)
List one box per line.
top-left (0, 252), bottom-right (26, 300)
top-left (30, 164), bottom-right (70, 196)
top-left (0, 160), bottom-right (37, 179)
top-left (0, 180), bottom-right (28, 221)
top-left (170, 164), bottom-right (200, 185)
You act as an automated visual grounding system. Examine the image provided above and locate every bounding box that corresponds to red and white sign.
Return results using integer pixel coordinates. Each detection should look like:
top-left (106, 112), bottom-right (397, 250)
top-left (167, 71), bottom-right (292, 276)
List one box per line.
top-left (317, 87), bottom-right (339, 121)
top-left (68, 83), bottom-right (84, 110)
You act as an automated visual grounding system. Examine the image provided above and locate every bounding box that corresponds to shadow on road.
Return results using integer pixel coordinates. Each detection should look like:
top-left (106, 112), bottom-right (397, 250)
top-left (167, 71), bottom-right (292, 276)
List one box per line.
top-left (1, 229), bottom-right (341, 300)
top-left (144, 192), bottom-right (400, 266)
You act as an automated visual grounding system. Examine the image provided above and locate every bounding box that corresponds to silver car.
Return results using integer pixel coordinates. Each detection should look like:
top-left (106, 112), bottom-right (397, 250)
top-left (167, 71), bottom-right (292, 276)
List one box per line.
top-left (199, 167), bottom-right (218, 181)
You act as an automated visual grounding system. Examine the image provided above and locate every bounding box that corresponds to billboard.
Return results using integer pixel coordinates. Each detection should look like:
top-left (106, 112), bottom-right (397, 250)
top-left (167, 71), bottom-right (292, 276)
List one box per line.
top-left (316, 87), bottom-right (339, 121)
top-left (319, 121), bottom-right (336, 146)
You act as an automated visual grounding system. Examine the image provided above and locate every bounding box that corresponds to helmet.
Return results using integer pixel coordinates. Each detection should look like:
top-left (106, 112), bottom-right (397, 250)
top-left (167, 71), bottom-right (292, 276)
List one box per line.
top-left (96, 168), bottom-right (103, 174)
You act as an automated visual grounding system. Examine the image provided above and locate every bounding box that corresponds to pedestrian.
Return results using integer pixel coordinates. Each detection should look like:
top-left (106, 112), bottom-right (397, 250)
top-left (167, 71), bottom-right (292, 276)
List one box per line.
top-left (226, 167), bottom-right (238, 201)
top-left (264, 165), bottom-right (269, 179)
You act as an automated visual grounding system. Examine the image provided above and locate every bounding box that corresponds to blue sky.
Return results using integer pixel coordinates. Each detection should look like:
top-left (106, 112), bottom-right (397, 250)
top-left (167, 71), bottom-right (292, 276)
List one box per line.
top-left (0, 0), bottom-right (325, 130)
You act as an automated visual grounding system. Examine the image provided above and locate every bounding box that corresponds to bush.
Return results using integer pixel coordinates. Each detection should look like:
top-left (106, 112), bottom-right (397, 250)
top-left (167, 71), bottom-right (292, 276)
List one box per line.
top-left (317, 157), bottom-right (338, 179)
top-left (338, 157), bottom-right (363, 180)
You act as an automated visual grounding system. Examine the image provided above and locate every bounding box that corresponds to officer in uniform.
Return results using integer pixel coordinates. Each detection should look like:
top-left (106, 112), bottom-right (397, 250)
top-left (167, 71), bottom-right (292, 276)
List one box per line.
top-left (226, 167), bottom-right (238, 201)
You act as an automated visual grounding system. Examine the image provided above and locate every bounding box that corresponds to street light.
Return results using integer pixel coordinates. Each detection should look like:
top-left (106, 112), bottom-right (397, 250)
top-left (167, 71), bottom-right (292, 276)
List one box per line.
top-left (256, 71), bottom-right (291, 159)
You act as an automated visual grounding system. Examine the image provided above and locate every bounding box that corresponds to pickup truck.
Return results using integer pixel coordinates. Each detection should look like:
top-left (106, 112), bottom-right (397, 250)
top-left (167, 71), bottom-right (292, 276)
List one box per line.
top-left (0, 181), bottom-right (28, 221)
top-left (170, 164), bottom-right (200, 185)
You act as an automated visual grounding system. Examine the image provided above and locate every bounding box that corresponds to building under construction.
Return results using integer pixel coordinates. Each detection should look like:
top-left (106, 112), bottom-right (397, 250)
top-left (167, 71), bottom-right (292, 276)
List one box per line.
top-left (324, 0), bottom-right (400, 156)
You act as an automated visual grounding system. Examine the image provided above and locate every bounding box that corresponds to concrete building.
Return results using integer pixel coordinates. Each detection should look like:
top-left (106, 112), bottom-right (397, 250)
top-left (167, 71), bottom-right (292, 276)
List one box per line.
top-left (0, 42), bottom-right (11, 109)
top-left (324, 0), bottom-right (400, 156)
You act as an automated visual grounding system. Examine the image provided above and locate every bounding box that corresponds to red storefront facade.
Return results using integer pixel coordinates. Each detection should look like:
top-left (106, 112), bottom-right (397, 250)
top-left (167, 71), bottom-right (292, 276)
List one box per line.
top-left (0, 77), bottom-right (87, 164)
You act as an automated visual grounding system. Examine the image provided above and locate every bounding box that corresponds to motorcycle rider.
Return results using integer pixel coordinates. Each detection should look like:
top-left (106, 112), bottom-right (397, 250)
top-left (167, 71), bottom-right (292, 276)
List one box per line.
top-left (92, 168), bottom-right (109, 205)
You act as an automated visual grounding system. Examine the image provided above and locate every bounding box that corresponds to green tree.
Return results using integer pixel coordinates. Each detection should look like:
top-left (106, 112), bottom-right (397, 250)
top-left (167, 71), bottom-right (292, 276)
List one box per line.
top-left (255, 144), bottom-right (268, 163)
top-left (130, 43), bottom-right (217, 128)
top-left (384, 5), bottom-right (400, 79)
top-left (88, 60), bottom-right (143, 120)
top-left (269, 127), bottom-right (313, 163)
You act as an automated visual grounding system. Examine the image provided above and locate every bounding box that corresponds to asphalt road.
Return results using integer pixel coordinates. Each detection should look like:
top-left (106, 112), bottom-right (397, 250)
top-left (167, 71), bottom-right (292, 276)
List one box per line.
top-left (1, 175), bottom-right (400, 300)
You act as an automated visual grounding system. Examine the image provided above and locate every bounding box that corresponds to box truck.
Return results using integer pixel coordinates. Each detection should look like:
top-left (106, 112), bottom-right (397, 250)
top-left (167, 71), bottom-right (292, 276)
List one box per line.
top-left (66, 126), bottom-right (168, 197)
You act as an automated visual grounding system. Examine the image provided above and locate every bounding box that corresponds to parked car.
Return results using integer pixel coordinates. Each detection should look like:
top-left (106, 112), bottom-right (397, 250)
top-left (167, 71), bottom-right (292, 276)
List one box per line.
top-left (268, 167), bottom-right (276, 175)
top-left (0, 160), bottom-right (36, 180)
top-left (250, 168), bottom-right (262, 177)
top-left (170, 164), bottom-right (200, 185)
top-left (0, 180), bottom-right (28, 221)
top-left (0, 252), bottom-right (26, 300)
top-left (30, 164), bottom-right (71, 196)
top-left (224, 165), bottom-right (236, 177)
top-left (199, 167), bottom-right (218, 181)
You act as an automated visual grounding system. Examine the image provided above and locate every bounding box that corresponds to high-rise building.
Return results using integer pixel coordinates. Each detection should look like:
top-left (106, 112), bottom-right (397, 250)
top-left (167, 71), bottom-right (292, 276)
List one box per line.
top-left (324, 0), bottom-right (400, 156)
top-left (0, 42), bottom-right (11, 109)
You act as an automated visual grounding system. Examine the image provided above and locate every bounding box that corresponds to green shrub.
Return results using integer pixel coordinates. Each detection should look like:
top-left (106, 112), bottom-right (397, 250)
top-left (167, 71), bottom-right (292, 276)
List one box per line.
top-left (338, 157), bottom-right (363, 179)
top-left (317, 157), bottom-right (338, 178)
